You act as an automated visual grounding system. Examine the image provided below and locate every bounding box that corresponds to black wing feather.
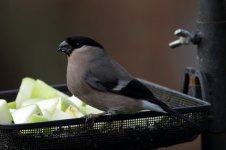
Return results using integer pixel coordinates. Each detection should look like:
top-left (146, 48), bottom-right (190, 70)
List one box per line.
top-left (118, 79), bottom-right (168, 107)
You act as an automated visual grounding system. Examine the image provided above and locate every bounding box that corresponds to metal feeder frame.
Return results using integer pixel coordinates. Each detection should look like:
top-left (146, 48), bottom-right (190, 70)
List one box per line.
top-left (0, 81), bottom-right (209, 150)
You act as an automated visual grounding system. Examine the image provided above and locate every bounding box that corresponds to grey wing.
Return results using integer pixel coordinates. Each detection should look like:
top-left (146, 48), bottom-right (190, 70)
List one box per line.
top-left (84, 58), bottom-right (201, 128)
top-left (85, 56), bottom-right (132, 92)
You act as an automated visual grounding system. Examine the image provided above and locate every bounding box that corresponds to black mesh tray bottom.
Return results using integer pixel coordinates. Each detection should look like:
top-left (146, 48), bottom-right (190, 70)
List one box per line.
top-left (0, 111), bottom-right (207, 150)
top-left (0, 82), bottom-right (209, 150)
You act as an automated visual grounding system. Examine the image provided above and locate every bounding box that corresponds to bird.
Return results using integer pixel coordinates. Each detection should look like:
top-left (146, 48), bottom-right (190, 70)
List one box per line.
top-left (57, 36), bottom-right (200, 128)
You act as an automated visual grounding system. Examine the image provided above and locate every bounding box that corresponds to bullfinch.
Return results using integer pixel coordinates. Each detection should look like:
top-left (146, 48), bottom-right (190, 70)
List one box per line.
top-left (57, 36), bottom-right (199, 128)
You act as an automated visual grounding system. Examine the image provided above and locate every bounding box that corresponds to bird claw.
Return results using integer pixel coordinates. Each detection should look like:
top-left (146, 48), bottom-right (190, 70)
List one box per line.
top-left (84, 112), bottom-right (107, 127)
top-left (85, 114), bottom-right (97, 126)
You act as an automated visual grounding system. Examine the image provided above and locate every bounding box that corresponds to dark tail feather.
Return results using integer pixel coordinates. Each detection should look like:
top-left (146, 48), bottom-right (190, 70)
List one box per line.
top-left (117, 79), bottom-right (201, 129)
top-left (146, 95), bottom-right (202, 130)
top-left (161, 105), bottom-right (201, 130)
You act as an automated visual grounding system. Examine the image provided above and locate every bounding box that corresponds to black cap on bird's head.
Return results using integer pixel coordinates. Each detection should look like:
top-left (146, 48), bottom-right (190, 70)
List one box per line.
top-left (57, 36), bottom-right (104, 56)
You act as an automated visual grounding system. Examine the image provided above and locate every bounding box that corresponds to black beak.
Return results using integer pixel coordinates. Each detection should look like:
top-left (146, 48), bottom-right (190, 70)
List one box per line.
top-left (57, 41), bottom-right (72, 56)
top-left (57, 47), bottom-right (62, 52)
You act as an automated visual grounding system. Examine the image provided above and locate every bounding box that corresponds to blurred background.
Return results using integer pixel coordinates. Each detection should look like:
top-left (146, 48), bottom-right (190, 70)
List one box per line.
top-left (0, 0), bottom-right (200, 149)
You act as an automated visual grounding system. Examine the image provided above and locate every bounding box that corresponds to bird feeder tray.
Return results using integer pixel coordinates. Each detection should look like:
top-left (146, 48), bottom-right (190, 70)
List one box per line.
top-left (0, 79), bottom-right (210, 150)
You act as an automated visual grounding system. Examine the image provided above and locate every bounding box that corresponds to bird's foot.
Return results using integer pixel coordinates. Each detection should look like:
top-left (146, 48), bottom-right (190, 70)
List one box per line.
top-left (84, 112), bottom-right (107, 127)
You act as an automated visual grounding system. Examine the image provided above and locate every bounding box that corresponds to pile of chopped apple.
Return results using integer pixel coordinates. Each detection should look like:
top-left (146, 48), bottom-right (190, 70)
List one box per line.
top-left (0, 77), bottom-right (103, 124)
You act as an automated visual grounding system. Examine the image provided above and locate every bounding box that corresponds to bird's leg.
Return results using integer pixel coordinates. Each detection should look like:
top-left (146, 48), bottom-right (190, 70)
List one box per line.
top-left (84, 112), bottom-right (107, 126)
top-left (105, 110), bottom-right (118, 120)
top-left (84, 110), bottom-right (117, 127)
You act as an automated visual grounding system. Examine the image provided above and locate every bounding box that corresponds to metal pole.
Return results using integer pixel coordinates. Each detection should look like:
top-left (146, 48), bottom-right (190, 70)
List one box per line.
top-left (197, 0), bottom-right (226, 149)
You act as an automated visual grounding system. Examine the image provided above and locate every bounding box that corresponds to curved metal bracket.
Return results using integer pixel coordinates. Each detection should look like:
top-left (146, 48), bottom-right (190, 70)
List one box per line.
top-left (181, 67), bottom-right (209, 101)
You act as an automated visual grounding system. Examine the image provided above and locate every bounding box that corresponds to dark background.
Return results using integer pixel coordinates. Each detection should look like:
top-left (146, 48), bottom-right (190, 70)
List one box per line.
top-left (0, 1), bottom-right (200, 149)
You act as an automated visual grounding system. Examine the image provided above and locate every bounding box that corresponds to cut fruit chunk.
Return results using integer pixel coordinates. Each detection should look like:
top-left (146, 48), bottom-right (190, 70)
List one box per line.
top-left (69, 96), bottom-right (104, 115)
top-left (51, 109), bottom-right (73, 121)
top-left (21, 99), bottom-right (42, 107)
top-left (2, 77), bottom-right (106, 124)
top-left (65, 105), bottom-right (84, 118)
top-left (85, 105), bottom-right (104, 115)
top-left (28, 114), bottom-right (48, 123)
top-left (12, 104), bottom-right (41, 124)
top-left (7, 101), bottom-right (16, 109)
top-left (31, 79), bottom-right (58, 99)
top-left (36, 98), bottom-right (59, 113)
top-left (16, 77), bottom-right (35, 108)
top-left (0, 99), bottom-right (13, 124)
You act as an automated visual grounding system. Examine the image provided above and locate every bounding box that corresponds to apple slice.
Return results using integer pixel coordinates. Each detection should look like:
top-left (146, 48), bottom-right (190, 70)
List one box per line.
top-left (21, 98), bottom-right (42, 107)
top-left (68, 96), bottom-right (83, 107)
top-left (7, 101), bottom-right (16, 109)
top-left (51, 109), bottom-right (73, 121)
top-left (69, 96), bottom-right (104, 115)
top-left (57, 97), bottom-right (81, 112)
top-left (12, 104), bottom-right (41, 124)
top-left (41, 109), bottom-right (53, 120)
top-left (31, 79), bottom-right (58, 99)
top-left (36, 98), bottom-right (59, 113)
top-left (28, 114), bottom-right (48, 123)
top-left (68, 96), bottom-right (86, 114)
top-left (16, 77), bottom-right (35, 108)
top-left (9, 109), bottom-right (16, 113)
top-left (0, 100), bottom-right (13, 124)
top-left (65, 105), bottom-right (84, 118)
top-left (85, 105), bottom-right (104, 115)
